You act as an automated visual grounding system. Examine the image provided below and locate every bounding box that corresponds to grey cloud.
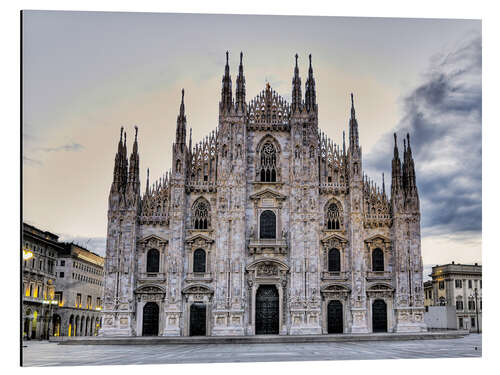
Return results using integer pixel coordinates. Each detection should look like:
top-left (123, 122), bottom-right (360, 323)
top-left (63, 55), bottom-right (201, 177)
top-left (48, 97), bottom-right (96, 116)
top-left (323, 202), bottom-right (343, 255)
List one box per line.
top-left (39, 142), bottom-right (84, 152)
top-left (364, 35), bottom-right (481, 236)
top-left (58, 235), bottom-right (106, 257)
top-left (23, 155), bottom-right (43, 166)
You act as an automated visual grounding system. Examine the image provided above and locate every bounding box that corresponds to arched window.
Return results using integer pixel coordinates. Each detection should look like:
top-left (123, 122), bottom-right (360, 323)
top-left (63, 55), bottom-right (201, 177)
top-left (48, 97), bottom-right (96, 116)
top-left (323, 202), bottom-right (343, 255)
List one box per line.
top-left (328, 248), bottom-right (341, 272)
top-left (326, 202), bottom-right (341, 230)
top-left (193, 249), bottom-right (206, 273)
top-left (146, 249), bottom-right (160, 273)
top-left (193, 199), bottom-right (210, 229)
top-left (260, 142), bottom-right (277, 182)
top-left (260, 210), bottom-right (276, 239)
top-left (372, 248), bottom-right (384, 272)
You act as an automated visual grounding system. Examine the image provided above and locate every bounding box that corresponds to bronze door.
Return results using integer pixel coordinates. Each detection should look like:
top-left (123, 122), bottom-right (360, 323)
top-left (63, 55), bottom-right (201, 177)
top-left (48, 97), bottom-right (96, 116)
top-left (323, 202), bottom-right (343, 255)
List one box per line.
top-left (255, 285), bottom-right (279, 334)
top-left (189, 303), bottom-right (207, 336)
top-left (327, 300), bottom-right (343, 333)
top-left (142, 302), bottom-right (159, 336)
top-left (372, 299), bottom-right (387, 332)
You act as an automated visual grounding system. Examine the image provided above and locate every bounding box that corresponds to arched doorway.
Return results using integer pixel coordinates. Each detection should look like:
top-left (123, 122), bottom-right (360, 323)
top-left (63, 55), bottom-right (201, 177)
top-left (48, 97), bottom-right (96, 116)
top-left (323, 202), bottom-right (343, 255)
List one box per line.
top-left (31, 311), bottom-right (38, 339)
top-left (327, 300), bottom-right (343, 333)
top-left (68, 315), bottom-right (74, 336)
top-left (189, 303), bottom-right (207, 336)
top-left (255, 285), bottom-right (279, 335)
top-left (52, 314), bottom-right (61, 336)
top-left (142, 302), bottom-right (159, 336)
top-left (372, 299), bottom-right (387, 332)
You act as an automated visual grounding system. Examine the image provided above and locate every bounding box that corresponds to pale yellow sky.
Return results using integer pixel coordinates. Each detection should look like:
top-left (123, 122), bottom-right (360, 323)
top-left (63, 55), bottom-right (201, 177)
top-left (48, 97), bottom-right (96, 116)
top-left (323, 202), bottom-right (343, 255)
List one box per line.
top-left (22, 11), bottom-right (481, 267)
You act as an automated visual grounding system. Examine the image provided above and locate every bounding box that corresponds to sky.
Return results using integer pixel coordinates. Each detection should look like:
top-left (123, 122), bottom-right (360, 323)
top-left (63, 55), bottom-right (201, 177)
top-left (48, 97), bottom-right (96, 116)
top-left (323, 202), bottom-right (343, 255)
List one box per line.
top-left (22, 11), bottom-right (481, 275)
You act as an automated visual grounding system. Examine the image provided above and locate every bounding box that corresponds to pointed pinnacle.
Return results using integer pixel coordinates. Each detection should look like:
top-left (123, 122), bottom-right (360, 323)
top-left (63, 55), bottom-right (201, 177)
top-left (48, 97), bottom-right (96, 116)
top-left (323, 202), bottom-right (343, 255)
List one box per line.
top-left (295, 53), bottom-right (298, 67)
top-left (120, 127), bottom-right (124, 142)
top-left (226, 51), bottom-right (229, 65)
top-left (240, 51), bottom-right (243, 65)
top-left (134, 125), bottom-right (138, 141)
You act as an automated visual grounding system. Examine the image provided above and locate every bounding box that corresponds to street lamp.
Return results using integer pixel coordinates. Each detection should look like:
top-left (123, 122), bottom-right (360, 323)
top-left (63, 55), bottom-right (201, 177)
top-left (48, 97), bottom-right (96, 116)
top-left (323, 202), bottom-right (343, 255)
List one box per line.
top-left (474, 288), bottom-right (480, 334)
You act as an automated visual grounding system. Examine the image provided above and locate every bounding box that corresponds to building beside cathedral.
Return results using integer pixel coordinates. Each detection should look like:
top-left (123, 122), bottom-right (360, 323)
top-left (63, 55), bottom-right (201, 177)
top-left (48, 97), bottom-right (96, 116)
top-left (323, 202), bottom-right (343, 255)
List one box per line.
top-left (101, 52), bottom-right (426, 337)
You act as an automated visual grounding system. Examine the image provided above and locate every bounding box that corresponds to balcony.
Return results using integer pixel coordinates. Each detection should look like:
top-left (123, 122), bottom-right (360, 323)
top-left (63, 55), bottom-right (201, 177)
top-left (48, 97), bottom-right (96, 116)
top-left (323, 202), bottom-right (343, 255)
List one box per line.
top-left (366, 271), bottom-right (392, 280)
top-left (185, 272), bottom-right (213, 283)
top-left (321, 271), bottom-right (350, 281)
top-left (248, 237), bottom-right (288, 255)
top-left (138, 272), bottom-right (167, 282)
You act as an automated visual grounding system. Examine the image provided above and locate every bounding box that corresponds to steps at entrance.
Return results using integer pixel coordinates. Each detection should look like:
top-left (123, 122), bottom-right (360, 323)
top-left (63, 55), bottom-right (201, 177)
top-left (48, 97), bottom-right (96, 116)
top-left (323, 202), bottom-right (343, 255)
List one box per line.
top-left (52, 330), bottom-right (468, 345)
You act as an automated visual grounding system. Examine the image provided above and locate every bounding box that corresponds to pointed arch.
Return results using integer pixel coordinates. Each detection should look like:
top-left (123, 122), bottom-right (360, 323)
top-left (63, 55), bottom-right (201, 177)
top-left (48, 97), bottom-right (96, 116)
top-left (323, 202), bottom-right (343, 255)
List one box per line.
top-left (192, 197), bottom-right (211, 230)
top-left (325, 198), bottom-right (344, 230)
top-left (256, 135), bottom-right (281, 183)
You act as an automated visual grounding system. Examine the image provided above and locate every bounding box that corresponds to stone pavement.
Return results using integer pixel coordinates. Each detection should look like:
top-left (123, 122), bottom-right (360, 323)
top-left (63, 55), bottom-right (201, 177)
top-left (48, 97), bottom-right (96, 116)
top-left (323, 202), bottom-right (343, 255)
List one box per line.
top-left (22, 333), bottom-right (481, 367)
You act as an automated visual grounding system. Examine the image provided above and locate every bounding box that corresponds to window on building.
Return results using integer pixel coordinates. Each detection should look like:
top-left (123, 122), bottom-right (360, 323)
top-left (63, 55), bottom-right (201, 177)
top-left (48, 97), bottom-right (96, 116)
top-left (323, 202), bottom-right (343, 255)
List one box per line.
top-left (455, 279), bottom-right (462, 288)
top-left (260, 142), bottom-right (277, 182)
top-left (471, 317), bottom-right (476, 327)
top-left (33, 285), bottom-right (39, 298)
top-left (438, 281), bottom-right (445, 289)
top-left (456, 300), bottom-right (463, 310)
top-left (39, 260), bottom-right (43, 270)
top-left (259, 210), bottom-right (276, 239)
top-left (87, 296), bottom-right (92, 309)
top-left (76, 293), bottom-right (82, 308)
top-left (192, 199), bottom-right (210, 230)
top-left (146, 249), bottom-right (160, 273)
top-left (459, 317), bottom-right (463, 329)
top-left (326, 203), bottom-right (341, 230)
top-left (55, 292), bottom-right (63, 305)
top-left (59, 272), bottom-right (64, 278)
top-left (468, 300), bottom-right (476, 311)
top-left (97, 297), bottom-right (101, 308)
top-left (193, 249), bottom-right (206, 273)
top-left (468, 280), bottom-right (472, 288)
top-left (372, 248), bottom-right (384, 272)
top-left (328, 248), bottom-right (341, 272)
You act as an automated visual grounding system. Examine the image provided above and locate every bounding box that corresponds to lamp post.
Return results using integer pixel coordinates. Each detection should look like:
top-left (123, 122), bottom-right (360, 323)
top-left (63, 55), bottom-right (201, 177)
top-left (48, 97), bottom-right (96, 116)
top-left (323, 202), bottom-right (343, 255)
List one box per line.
top-left (474, 288), bottom-right (480, 334)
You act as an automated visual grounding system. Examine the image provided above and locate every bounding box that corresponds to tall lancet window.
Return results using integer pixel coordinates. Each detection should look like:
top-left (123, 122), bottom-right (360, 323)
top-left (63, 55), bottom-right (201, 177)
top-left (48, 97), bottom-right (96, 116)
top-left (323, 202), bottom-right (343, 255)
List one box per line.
top-left (193, 199), bottom-right (210, 230)
top-left (260, 142), bottom-right (277, 182)
top-left (326, 203), bottom-right (341, 230)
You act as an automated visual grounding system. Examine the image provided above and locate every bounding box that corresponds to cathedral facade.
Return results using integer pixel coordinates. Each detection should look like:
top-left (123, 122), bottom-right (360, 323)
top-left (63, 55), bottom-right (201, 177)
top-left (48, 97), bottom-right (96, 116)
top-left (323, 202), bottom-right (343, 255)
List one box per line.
top-left (101, 52), bottom-right (427, 337)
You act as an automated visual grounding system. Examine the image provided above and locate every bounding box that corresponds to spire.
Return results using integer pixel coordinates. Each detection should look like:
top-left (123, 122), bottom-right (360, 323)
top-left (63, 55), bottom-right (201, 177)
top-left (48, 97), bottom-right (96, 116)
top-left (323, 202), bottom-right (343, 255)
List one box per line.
top-left (128, 126), bottom-right (140, 189)
top-left (176, 89), bottom-right (187, 149)
top-left (382, 173), bottom-right (386, 197)
top-left (189, 128), bottom-right (192, 152)
top-left (342, 131), bottom-right (346, 155)
top-left (305, 54), bottom-right (316, 113)
top-left (146, 168), bottom-right (150, 194)
top-left (351, 92), bottom-right (356, 118)
top-left (405, 132), bottom-right (418, 198)
top-left (349, 93), bottom-right (359, 151)
top-left (235, 51), bottom-right (246, 112)
top-left (112, 127), bottom-right (125, 191)
top-left (291, 53), bottom-right (302, 113)
top-left (220, 51), bottom-right (233, 112)
top-left (391, 133), bottom-right (403, 198)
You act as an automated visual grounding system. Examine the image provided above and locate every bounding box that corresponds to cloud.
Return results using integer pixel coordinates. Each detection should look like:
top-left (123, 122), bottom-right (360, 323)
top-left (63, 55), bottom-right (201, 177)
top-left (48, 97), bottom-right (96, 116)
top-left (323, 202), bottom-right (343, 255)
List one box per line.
top-left (38, 142), bottom-right (84, 152)
top-left (57, 235), bottom-right (106, 257)
top-left (23, 155), bottom-right (43, 166)
top-left (364, 34), bottom-right (482, 237)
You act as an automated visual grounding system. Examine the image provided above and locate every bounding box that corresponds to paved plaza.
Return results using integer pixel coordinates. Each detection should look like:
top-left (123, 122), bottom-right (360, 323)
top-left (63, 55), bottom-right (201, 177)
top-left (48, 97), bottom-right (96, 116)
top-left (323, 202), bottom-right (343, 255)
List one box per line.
top-left (22, 334), bottom-right (482, 366)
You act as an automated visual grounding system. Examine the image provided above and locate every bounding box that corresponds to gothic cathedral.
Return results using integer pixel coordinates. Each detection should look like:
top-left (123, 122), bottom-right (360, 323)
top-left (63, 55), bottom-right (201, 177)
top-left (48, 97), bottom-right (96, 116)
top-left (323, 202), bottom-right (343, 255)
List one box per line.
top-left (102, 52), bottom-right (427, 337)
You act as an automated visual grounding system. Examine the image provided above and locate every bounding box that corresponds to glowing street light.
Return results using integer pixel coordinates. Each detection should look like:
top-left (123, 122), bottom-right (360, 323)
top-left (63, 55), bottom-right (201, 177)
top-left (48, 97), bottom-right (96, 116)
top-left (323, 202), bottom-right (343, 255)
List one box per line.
top-left (23, 249), bottom-right (34, 261)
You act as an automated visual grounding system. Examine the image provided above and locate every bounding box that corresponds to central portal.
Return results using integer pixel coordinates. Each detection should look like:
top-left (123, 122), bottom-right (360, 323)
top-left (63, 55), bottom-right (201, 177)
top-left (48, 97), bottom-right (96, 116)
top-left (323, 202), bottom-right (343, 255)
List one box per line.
top-left (255, 285), bottom-right (279, 335)
top-left (189, 303), bottom-right (207, 336)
